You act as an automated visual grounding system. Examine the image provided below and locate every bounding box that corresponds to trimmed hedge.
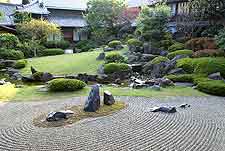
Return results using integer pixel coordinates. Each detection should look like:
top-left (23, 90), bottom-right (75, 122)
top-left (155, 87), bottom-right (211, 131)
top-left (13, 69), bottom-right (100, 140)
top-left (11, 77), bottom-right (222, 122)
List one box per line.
top-left (167, 49), bottom-right (193, 59)
top-left (127, 38), bottom-right (143, 47)
top-left (0, 49), bottom-right (24, 60)
top-left (151, 56), bottom-right (169, 64)
top-left (41, 48), bottom-right (64, 56)
top-left (48, 78), bottom-right (86, 92)
top-left (44, 40), bottom-right (70, 49)
top-left (104, 63), bottom-right (130, 74)
top-left (75, 40), bottom-right (98, 52)
top-left (165, 74), bottom-right (195, 83)
top-left (14, 60), bottom-right (27, 69)
top-left (108, 40), bottom-right (122, 48)
top-left (105, 52), bottom-right (125, 63)
top-left (168, 42), bottom-right (185, 52)
top-left (197, 80), bottom-right (225, 96)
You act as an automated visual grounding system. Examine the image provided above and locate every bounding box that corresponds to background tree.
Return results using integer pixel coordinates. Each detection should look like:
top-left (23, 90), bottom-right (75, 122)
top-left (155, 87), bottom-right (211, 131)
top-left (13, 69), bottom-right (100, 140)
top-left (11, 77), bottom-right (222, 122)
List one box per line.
top-left (14, 12), bottom-right (32, 23)
top-left (85, 0), bottom-right (126, 44)
top-left (16, 19), bottom-right (60, 56)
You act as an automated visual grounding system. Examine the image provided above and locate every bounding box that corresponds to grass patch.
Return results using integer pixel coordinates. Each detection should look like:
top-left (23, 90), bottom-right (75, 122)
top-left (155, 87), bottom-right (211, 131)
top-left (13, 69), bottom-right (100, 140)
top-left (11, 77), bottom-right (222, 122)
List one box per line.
top-left (33, 101), bottom-right (126, 128)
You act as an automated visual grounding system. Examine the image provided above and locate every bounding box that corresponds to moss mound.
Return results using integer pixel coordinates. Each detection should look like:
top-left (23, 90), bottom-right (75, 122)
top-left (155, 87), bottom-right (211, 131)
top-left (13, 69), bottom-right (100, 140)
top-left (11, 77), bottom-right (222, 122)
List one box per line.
top-left (151, 56), bottom-right (169, 64)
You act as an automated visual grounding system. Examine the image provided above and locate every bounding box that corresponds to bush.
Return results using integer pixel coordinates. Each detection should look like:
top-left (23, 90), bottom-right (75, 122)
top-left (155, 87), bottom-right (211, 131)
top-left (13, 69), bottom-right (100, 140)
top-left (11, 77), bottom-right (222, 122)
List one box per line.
top-left (17, 42), bottom-right (46, 58)
top-left (185, 37), bottom-right (217, 51)
top-left (127, 38), bottom-right (142, 47)
top-left (0, 49), bottom-right (24, 60)
top-left (197, 80), bottom-right (225, 96)
top-left (216, 28), bottom-right (225, 51)
top-left (193, 49), bottom-right (225, 58)
top-left (0, 33), bottom-right (19, 49)
top-left (75, 40), bottom-right (98, 52)
top-left (105, 52), bottom-right (125, 63)
top-left (165, 74), bottom-right (195, 82)
top-left (40, 48), bottom-right (64, 56)
top-left (44, 40), bottom-right (70, 49)
top-left (14, 60), bottom-right (27, 69)
top-left (104, 63), bottom-right (130, 74)
top-left (108, 40), bottom-right (122, 48)
top-left (167, 49), bottom-right (193, 59)
top-left (177, 57), bottom-right (225, 76)
top-left (151, 56), bottom-right (169, 64)
top-left (48, 78), bottom-right (86, 92)
top-left (168, 42), bottom-right (185, 52)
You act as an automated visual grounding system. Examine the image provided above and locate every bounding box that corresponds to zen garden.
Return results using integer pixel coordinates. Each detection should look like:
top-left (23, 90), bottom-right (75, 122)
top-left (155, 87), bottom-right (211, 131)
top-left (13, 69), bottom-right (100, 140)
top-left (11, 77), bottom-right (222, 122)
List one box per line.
top-left (0, 0), bottom-right (225, 150)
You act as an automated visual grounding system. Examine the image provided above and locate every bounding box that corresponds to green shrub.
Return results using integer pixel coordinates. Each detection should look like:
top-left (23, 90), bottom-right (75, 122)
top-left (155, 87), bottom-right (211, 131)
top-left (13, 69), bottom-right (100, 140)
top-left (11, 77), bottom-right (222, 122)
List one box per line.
top-left (40, 48), bottom-right (64, 56)
top-left (216, 28), bottom-right (225, 51)
top-left (177, 57), bottom-right (225, 76)
top-left (48, 78), bottom-right (86, 92)
top-left (185, 37), bottom-right (217, 51)
top-left (197, 80), bottom-right (225, 96)
top-left (168, 42), bottom-right (185, 52)
top-left (14, 59), bottom-right (27, 69)
top-left (165, 74), bottom-right (195, 82)
top-left (127, 38), bottom-right (142, 47)
top-left (0, 49), bottom-right (24, 60)
top-left (17, 42), bottom-right (45, 58)
top-left (192, 49), bottom-right (225, 58)
top-left (0, 33), bottom-right (19, 49)
top-left (167, 49), bottom-right (193, 59)
top-left (104, 63), bottom-right (130, 74)
top-left (151, 56), bottom-right (169, 64)
top-left (75, 40), bottom-right (98, 52)
top-left (105, 52), bottom-right (125, 63)
top-left (44, 40), bottom-right (70, 49)
top-left (108, 40), bottom-right (122, 48)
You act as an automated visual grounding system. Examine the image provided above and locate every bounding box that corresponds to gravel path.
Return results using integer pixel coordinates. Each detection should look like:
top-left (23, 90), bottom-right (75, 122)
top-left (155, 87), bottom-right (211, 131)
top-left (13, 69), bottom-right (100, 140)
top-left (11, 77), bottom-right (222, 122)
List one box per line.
top-left (0, 96), bottom-right (225, 151)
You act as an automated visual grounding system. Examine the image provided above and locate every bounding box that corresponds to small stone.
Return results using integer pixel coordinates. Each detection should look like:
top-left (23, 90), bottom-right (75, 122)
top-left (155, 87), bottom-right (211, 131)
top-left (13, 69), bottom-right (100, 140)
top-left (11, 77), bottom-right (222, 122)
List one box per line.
top-left (96, 52), bottom-right (105, 60)
top-left (150, 106), bottom-right (177, 113)
top-left (104, 91), bottom-right (115, 105)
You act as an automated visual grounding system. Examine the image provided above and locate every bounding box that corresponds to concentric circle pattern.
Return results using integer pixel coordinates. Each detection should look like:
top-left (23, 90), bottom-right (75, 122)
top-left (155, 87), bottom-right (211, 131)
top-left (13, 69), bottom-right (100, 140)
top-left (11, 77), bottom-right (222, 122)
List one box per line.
top-left (0, 96), bottom-right (225, 151)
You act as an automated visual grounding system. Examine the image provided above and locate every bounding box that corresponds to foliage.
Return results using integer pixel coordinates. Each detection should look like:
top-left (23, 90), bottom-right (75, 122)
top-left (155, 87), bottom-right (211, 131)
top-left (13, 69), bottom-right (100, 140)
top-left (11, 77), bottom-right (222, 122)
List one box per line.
top-left (167, 49), bottom-right (193, 59)
top-left (177, 57), bottom-right (225, 75)
top-left (127, 38), bottom-right (142, 47)
top-left (0, 33), bottom-right (19, 49)
top-left (85, 0), bottom-right (125, 43)
top-left (40, 48), bottom-right (64, 56)
top-left (14, 60), bottom-right (27, 69)
top-left (75, 40), bottom-right (98, 52)
top-left (108, 40), bottom-right (122, 48)
top-left (44, 40), bottom-right (70, 50)
top-left (168, 42), bottom-right (185, 52)
top-left (48, 79), bottom-right (86, 92)
top-left (165, 74), bottom-right (195, 82)
top-left (193, 49), bottom-right (225, 58)
top-left (185, 37), bottom-right (217, 52)
top-left (14, 12), bottom-right (31, 23)
top-left (197, 80), bottom-right (225, 96)
top-left (216, 28), bottom-right (225, 51)
top-left (104, 63), bottom-right (130, 74)
top-left (151, 56), bottom-right (169, 64)
top-left (16, 42), bottom-right (45, 58)
top-left (201, 25), bottom-right (224, 37)
top-left (0, 49), bottom-right (24, 60)
top-left (105, 52), bottom-right (125, 63)
top-left (136, 4), bottom-right (170, 43)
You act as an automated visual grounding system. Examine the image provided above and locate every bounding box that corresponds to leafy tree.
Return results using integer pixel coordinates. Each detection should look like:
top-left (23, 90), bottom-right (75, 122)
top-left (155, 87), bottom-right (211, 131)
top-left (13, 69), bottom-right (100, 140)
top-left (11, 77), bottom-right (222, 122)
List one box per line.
top-left (16, 19), bottom-right (60, 56)
top-left (136, 4), bottom-right (171, 47)
top-left (85, 0), bottom-right (125, 43)
top-left (14, 12), bottom-right (32, 23)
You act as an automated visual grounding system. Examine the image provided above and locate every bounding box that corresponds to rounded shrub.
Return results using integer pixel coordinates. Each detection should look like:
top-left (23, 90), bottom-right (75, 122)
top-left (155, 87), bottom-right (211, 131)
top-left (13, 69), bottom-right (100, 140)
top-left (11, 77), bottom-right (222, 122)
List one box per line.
top-left (14, 59), bottom-right (27, 69)
top-left (127, 38), bottom-right (142, 47)
top-left (40, 48), bottom-right (64, 56)
top-left (167, 49), bottom-right (193, 59)
top-left (44, 40), bottom-right (70, 49)
top-left (75, 40), bottom-right (98, 52)
top-left (150, 56), bottom-right (169, 64)
top-left (193, 49), bottom-right (225, 58)
top-left (168, 42), bottom-right (185, 52)
top-left (165, 74), bottom-right (195, 82)
top-left (48, 78), bottom-right (86, 92)
top-left (104, 63), bottom-right (130, 74)
top-left (216, 28), bottom-right (225, 51)
top-left (0, 33), bottom-right (19, 49)
top-left (197, 80), bottom-right (225, 96)
top-left (0, 49), bottom-right (24, 60)
top-left (105, 52), bottom-right (125, 63)
top-left (108, 40), bottom-right (122, 48)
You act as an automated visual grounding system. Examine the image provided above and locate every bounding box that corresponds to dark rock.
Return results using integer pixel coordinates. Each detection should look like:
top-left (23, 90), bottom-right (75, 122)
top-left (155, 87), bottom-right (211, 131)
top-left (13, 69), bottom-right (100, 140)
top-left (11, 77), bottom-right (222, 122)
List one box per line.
top-left (154, 78), bottom-right (174, 87)
top-left (97, 64), bottom-right (105, 74)
top-left (11, 72), bottom-right (22, 80)
top-left (141, 54), bottom-right (158, 62)
top-left (180, 104), bottom-right (191, 108)
top-left (104, 47), bottom-right (114, 52)
top-left (46, 110), bottom-right (74, 122)
top-left (116, 45), bottom-right (124, 50)
top-left (104, 91), bottom-right (115, 105)
top-left (41, 72), bottom-right (54, 82)
top-left (31, 66), bottom-right (38, 74)
top-left (160, 51), bottom-right (168, 56)
top-left (208, 72), bottom-right (224, 80)
top-left (96, 52), bottom-right (105, 60)
top-left (130, 83), bottom-right (148, 89)
top-left (0, 60), bottom-right (16, 68)
top-left (84, 85), bottom-right (101, 112)
top-left (143, 42), bottom-right (151, 54)
top-left (6, 68), bottom-right (20, 76)
top-left (150, 106), bottom-right (177, 113)
top-left (168, 68), bottom-right (185, 75)
top-left (130, 64), bottom-right (143, 73)
top-left (22, 76), bottom-right (35, 82)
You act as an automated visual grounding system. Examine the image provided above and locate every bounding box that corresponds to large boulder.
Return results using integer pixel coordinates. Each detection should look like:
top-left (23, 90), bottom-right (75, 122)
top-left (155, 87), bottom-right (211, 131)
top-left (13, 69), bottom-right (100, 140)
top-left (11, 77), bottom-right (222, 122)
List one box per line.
top-left (84, 85), bottom-right (101, 112)
top-left (46, 110), bottom-right (74, 122)
top-left (96, 52), bottom-right (105, 60)
top-left (103, 91), bottom-right (115, 105)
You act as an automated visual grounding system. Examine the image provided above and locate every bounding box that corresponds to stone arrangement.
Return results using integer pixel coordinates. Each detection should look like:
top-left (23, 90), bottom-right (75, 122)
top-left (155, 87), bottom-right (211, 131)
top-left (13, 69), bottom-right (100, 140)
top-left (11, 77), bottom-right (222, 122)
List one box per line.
top-left (46, 110), bottom-right (74, 122)
top-left (84, 85), bottom-right (101, 112)
top-left (103, 91), bottom-right (115, 105)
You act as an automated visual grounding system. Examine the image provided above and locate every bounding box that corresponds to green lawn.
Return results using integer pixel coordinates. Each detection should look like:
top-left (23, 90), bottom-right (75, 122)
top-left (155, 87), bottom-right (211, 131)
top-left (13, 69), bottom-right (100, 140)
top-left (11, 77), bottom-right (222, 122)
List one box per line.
top-left (4, 85), bottom-right (206, 102)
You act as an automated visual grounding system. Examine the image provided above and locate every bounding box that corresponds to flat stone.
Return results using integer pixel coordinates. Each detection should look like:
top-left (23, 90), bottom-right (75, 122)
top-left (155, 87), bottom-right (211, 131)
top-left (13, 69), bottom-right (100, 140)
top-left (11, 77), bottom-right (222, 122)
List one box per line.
top-left (150, 106), bottom-right (177, 113)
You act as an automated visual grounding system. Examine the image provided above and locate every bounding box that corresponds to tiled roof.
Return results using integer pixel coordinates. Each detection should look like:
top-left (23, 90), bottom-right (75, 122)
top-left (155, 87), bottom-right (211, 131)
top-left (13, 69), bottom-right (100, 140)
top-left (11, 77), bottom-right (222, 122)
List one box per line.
top-left (0, 3), bottom-right (16, 25)
top-left (17, 1), bottom-right (50, 14)
top-left (128, 0), bottom-right (158, 8)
